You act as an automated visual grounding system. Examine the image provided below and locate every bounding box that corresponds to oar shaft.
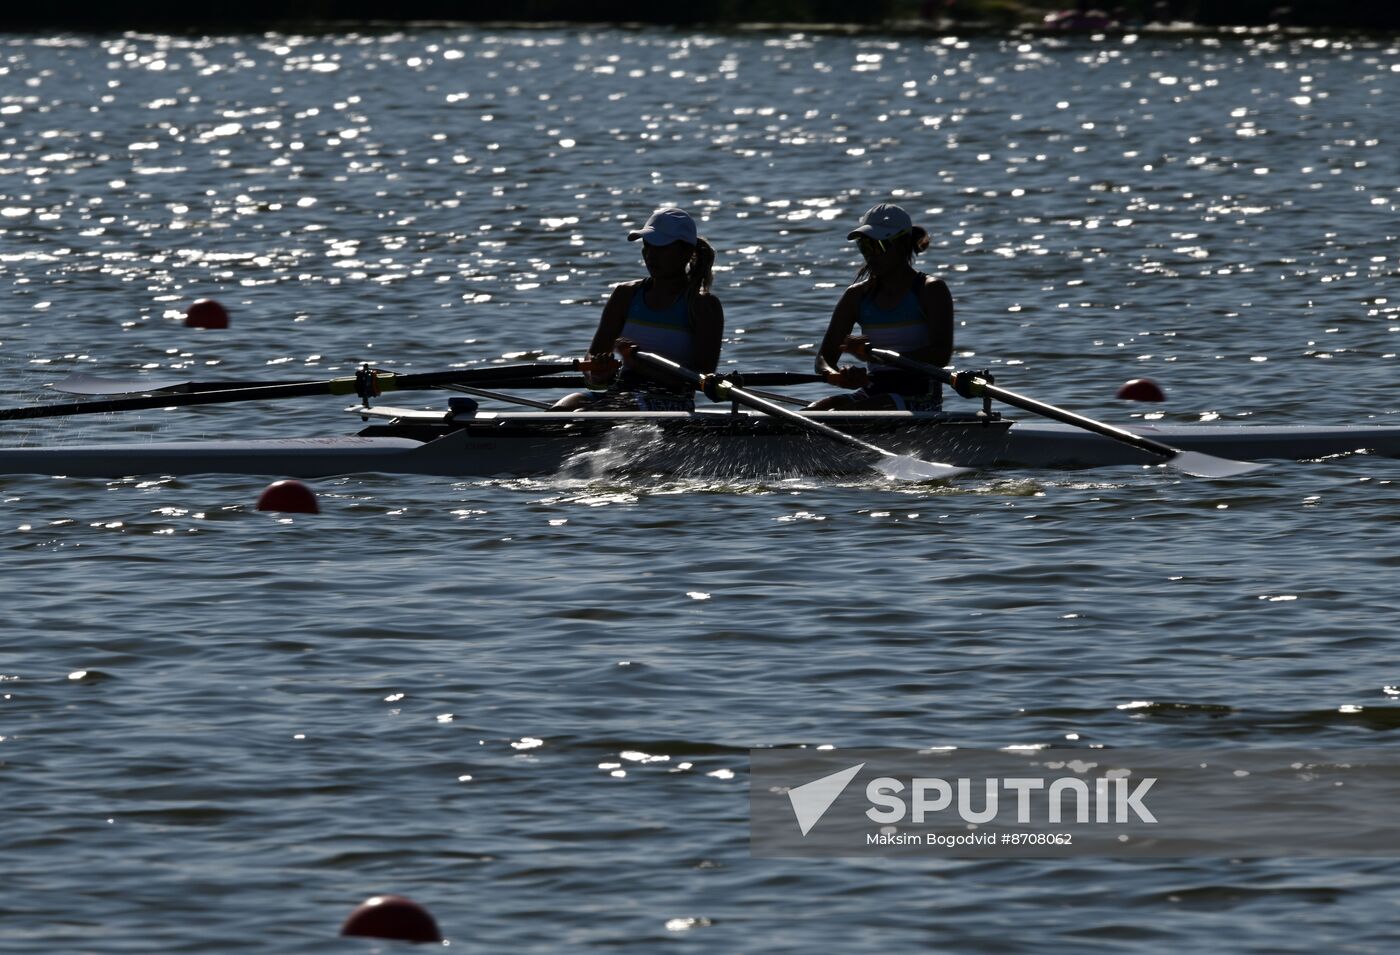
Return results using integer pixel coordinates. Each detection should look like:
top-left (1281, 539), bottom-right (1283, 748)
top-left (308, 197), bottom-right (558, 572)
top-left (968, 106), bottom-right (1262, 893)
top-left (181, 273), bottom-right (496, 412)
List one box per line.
top-left (0, 380), bottom-right (331, 421)
top-left (183, 361), bottom-right (580, 394)
top-left (437, 383), bottom-right (553, 410)
top-left (51, 368), bottom-right (824, 397)
top-left (632, 352), bottom-right (891, 459)
top-left (5, 362), bottom-right (581, 421)
top-left (865, 347), bottom-right (1180, 460)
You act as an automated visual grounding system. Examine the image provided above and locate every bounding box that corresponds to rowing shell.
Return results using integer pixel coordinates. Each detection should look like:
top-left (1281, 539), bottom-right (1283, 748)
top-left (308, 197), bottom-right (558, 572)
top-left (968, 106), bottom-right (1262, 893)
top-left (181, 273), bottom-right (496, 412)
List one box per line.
top-left (0, 408), bottom-right (1397, 478)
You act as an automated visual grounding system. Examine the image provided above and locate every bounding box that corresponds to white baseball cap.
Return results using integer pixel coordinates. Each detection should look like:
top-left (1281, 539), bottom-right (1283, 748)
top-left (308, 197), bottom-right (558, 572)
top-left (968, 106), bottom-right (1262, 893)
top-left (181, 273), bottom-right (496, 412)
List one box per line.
top-left (628, 207), bottom-right (699, 246)
top-left (847, 202), bottom-right (914, 241)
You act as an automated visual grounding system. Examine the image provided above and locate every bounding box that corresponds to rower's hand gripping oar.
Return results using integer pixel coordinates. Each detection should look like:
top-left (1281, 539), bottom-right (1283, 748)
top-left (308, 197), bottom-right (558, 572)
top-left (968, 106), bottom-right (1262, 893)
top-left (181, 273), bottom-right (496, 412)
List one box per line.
top-left (0, 362), bottom-right (582, 421)
top-left (629, 350), bottom-right (967, 482)
top-left (852, 344), bottom-right (1266, 478)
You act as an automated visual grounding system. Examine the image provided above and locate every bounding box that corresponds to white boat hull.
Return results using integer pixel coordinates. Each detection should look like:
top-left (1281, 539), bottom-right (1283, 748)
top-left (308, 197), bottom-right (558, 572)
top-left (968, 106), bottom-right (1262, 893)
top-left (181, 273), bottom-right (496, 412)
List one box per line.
top-left (0, 410), bottom-right (1397, 478)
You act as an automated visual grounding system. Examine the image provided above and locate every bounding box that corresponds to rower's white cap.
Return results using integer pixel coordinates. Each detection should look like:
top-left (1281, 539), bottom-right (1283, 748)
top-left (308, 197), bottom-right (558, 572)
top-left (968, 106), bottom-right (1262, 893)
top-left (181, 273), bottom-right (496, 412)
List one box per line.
top-left (628, 207), bottom-right (698, 246)
top-left (847, 202), bottom-right (914, 241)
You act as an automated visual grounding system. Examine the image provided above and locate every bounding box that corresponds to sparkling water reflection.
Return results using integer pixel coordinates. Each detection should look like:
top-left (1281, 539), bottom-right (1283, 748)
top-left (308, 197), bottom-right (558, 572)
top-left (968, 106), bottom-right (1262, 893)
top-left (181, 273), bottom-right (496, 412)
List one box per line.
top-left (1, 25), bottom-right (1399, 954)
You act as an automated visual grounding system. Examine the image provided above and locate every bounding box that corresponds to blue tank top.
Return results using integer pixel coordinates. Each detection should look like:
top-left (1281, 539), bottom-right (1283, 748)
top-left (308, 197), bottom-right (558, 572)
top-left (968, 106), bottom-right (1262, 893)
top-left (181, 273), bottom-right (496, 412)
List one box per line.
top-left (860, 278), bottom-right (932, 371)
top-left (619, 280), bottom-right (695, 368)
top-left (860, 275), bottom-right (940, 400)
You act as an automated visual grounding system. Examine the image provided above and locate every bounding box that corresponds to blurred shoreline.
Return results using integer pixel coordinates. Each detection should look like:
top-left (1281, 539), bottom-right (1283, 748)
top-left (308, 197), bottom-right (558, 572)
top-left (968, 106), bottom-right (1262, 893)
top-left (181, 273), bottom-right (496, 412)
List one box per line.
top-left (2, 1), bottom-right (1398, 33)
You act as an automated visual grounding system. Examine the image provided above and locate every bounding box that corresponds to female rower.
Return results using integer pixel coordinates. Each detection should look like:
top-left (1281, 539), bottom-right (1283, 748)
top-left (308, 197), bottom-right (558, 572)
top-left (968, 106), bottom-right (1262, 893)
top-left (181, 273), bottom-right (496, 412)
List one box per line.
top-left (554, 207), bottom-right (723, 411)
top-left (807, 202), bottom-right (953, 411)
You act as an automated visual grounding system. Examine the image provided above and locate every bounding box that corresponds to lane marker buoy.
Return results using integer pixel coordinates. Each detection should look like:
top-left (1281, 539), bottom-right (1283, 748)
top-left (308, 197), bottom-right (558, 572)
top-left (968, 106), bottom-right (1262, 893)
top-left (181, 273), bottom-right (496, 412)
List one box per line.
top-left (340, 895), bottom-right (442, 944)
top-left (185, 299), bottom-right (229, 329)
top-left (1115, 378), bottom-right (1166, 402)
top-left (256, 480), bottom-right (319, 514)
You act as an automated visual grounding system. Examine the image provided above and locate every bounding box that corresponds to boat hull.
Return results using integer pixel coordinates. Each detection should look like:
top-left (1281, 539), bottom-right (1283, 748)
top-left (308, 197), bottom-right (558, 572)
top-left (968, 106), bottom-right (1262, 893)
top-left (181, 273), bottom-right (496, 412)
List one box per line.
top-left (0, 411), bottom-right (1396, 478)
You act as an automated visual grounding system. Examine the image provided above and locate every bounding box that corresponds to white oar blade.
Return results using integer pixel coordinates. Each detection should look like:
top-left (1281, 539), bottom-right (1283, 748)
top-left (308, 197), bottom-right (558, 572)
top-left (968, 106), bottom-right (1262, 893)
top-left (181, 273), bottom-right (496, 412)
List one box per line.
top-left (1168, 450), bottom-right (1268, 478)
top-left (876, 454), bottom-right (970, 482)
top-left (52, 373), bottom-right (190, 396)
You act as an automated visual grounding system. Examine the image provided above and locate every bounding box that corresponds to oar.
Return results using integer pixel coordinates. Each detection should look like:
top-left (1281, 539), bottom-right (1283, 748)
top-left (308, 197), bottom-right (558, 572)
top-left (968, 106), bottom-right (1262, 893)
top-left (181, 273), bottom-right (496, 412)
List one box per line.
top-left (51, 368), bottom-right (826, 396)
top-left (53, 372), bottom-right (201, 395)
top-left (631, 351), bottom-right (967, 481)
top-left (437, 383), bottom-right (553, 410)
top-left (49, 361), bottom-right (580, 397)
top-left (734, 386), bottom-right (807, 407)
top-left (857, 345), bottom-right (1266, 478)
top-left (1, 363), bottom-right (580, 422)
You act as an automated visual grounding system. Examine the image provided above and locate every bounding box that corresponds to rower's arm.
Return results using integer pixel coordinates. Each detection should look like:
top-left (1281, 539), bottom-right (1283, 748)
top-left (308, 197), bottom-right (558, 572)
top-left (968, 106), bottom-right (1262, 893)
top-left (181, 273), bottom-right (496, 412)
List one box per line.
top-left (815, 288), bottom-right (861, 381)
top-left (910, 278), bottom-right (954, 368)
top-left (691, 295), bottom-right (724, 375)
top-left (586, 283), bottom-right (636, 356)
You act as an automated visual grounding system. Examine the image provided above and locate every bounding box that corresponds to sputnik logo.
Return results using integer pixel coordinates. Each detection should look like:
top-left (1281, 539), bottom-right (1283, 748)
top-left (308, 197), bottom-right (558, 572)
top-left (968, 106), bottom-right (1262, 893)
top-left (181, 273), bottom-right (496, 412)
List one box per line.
top-left (787, 763), bottom-right (865, 836)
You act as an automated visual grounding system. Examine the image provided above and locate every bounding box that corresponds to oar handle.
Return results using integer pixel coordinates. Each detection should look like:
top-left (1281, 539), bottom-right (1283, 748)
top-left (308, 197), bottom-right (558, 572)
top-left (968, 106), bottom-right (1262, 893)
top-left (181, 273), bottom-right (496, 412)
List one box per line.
top-left (860, 346), bottom-right (1180, 460)
top-left (628, 350), bottom-right (704, 387)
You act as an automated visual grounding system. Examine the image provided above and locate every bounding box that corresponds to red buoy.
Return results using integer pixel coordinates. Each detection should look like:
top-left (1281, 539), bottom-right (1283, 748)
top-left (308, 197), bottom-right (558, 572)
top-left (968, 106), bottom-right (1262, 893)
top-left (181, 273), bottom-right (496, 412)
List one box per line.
top-left (256, 480), bottom-right (319, 514)
top-left (1115, 378), bottom-right (1166, 402)
top-left (340, 895), bottom-right (442, 944)
top-left (185, 299), bottom-right (229, 329)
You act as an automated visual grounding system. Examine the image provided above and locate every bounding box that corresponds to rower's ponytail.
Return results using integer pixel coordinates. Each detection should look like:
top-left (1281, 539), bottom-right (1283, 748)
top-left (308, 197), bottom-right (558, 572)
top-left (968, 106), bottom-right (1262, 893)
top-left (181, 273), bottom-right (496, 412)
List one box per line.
top-left (684, 238), bottom-right (715, 332)
top-left (688, 237), bottom-right (715, 299)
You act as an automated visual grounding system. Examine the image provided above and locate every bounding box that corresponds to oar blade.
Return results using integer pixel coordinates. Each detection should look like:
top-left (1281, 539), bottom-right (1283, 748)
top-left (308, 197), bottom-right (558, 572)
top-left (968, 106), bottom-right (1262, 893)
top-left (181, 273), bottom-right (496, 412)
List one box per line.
top-left (52, 373), bottom-right (192, 395)
top-left (875, 454), bottom-right (970, 482)
top-left (1167, 450), bottom-right (1268, 479)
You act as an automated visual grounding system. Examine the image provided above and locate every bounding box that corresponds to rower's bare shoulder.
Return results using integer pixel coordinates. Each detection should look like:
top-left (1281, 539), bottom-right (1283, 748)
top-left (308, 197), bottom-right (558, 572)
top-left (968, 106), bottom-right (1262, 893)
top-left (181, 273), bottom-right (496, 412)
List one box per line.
top-left (600, 281), bottom-right (643, 315)
top-left (837, 281), bottom-right (869, 308)
top-left (693, 290), bottom-right (724, 319)
top-left (917, 275), bottom-right (953, 313)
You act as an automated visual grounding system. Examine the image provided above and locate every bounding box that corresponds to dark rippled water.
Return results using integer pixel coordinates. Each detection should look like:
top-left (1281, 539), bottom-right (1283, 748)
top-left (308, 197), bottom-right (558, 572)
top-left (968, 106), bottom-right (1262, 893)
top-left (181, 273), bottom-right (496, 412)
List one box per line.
top-left (2, 26), bottom-right (1399, 953)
